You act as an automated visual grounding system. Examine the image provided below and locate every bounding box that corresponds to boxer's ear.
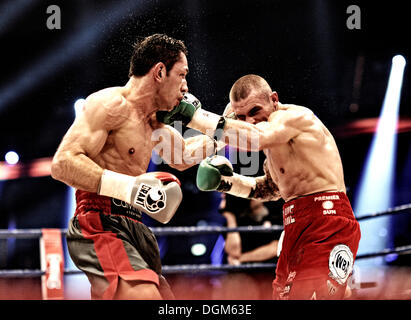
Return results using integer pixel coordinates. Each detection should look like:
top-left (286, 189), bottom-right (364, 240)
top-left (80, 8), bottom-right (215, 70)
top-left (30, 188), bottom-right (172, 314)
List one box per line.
top-left (270, 91), bottom-right (279, 103)
top-left (223, 102), bottom-right (237, 119)
top-left (153, 62), bottom-right (166, 81)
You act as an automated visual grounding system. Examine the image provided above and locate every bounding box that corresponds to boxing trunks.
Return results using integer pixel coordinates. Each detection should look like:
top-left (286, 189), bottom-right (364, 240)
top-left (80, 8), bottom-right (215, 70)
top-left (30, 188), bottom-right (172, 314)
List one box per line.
top-left (272, 191), bottom-right (361, 300)
top-left (66, 190), bottom-right (174, 300)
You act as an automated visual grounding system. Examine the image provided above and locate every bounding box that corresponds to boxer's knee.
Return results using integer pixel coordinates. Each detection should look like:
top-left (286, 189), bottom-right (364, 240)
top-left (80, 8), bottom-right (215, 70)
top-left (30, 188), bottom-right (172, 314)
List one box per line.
top-left (114, 278), bottom-right (162, 300)
top-left (158, 275), bottom-right (175, 300)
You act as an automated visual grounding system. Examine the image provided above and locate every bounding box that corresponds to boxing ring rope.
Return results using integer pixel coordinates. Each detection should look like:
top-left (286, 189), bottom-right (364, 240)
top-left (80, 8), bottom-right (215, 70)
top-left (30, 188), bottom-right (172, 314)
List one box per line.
top-left (0, 202), bottom-right (408, 239)
top-left (1, 243), bottom-right (411, 279)
top-left (1, 202), bottom-right (411, 297)
top-left (0, 263), bottom-right (280, 278)
top-left (355, 203), bottom-right (411, 221)
top-left (0, 225), bottom-right (283, 240)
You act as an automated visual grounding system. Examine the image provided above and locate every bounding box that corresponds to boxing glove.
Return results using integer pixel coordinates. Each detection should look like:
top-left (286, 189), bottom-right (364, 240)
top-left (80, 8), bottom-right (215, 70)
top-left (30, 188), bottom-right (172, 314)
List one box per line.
top-left (156, 92), bottom-right (202, 126)
top-left (196, 155), bottom-right (256, 198)
top-left (157, 93), bottom-right (225, 139)
top-left (98, 170), bottom-right (182, 224)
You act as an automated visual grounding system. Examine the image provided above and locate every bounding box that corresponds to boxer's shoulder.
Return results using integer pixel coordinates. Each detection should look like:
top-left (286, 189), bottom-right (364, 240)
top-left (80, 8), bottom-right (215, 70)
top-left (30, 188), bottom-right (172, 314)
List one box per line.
top-left (272, 104), bottom-right (312, 119)
top-left (281, 104), bottom-right (310, 112)
top-left (268, 104), bottom-right (316, 133)
top-left (83, 87), bottom-right (129, 129)
top-left (86, 87), bottom-right (127, 111)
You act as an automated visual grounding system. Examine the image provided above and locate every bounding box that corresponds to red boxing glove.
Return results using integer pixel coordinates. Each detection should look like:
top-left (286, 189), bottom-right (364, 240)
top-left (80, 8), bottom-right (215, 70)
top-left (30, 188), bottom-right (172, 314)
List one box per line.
top-left (148, 172), bottom-right (181, 186)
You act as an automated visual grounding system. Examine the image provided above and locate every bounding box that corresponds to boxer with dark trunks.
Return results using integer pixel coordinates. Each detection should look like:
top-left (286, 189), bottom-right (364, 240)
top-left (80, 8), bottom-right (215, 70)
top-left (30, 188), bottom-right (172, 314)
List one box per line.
top-left (157, 74), bottom-right (361, 299)
top-left (67, 190), bottom-right (173, 300)
top-left (51, 34), bottom-right (218, 299)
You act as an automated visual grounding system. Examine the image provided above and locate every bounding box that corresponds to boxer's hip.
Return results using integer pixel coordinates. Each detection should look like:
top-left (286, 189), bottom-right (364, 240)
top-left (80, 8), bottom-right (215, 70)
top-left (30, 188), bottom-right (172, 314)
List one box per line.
top-left (67, 190), bottom-right (163, 299)
top-left (282, 191), bottom-right (356, 226)
top-left (278, 191), bottom-right (361, 282)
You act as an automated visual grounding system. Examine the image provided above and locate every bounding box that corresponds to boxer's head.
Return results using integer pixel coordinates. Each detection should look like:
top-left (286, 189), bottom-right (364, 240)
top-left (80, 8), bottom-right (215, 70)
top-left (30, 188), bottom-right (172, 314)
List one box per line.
top-left (229, 74), bottom-right (278, 124)
top-left (129, 34), bottom-right (189, 110)
top-left (129, 33), bottom-right (187, 77)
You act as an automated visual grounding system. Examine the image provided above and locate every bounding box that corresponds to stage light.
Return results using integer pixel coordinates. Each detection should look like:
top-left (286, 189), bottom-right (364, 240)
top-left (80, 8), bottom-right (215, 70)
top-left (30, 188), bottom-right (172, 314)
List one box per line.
top-left (197, 220), bottom-right (208, 227)
top-left (354, 55), bottom-right (406, 267)
top-left (5, 151), bottom-right (19, 165)
top-left (74, 98), bottom-right (85, 117)
top-left (392, 55), bottom-right (406, 68)
top-left (191, 243), bottom-right (207, 256)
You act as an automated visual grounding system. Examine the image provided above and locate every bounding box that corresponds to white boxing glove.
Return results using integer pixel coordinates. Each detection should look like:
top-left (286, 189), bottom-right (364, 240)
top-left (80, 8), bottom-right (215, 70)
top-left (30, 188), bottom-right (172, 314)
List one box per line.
top-left (98, 170), bottom-right (182, 224)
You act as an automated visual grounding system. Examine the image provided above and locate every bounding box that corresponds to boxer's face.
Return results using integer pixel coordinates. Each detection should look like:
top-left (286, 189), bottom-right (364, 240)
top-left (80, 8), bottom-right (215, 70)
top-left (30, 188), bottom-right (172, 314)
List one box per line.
top-left (159, 52), bottom-right (189, 111)
top-left (231, 89), bottom-right (278, 124)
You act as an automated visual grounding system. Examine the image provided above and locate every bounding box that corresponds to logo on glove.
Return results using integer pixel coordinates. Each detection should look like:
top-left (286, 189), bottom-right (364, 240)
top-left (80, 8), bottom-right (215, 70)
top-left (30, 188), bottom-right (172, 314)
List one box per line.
top-left (183, 93), bottom-right (200, 107)
top-left (134, 183), bottom-right (166, 213)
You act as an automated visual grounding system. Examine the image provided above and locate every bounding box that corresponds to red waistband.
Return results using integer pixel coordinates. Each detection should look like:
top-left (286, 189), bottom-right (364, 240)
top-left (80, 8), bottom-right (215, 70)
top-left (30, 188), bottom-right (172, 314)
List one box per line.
top-left (282, 191), bottom-right (355, 220)
top-left (74, 190), bottom-right (142, 222)
top-left (75, 190), bottom-right (111, 214)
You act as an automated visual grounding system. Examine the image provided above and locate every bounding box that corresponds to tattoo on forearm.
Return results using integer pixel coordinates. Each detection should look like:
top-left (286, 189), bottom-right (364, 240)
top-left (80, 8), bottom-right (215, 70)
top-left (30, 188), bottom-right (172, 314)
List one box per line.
top-left (249, 160), bottom-right (281, 201)
top-left (250, 176), bottom-right (280, 201)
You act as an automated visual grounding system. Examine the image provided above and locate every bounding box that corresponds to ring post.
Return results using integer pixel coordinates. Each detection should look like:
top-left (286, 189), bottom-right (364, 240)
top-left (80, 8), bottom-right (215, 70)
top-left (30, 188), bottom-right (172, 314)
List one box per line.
top-left (40, 229), bottom-right (65, 300)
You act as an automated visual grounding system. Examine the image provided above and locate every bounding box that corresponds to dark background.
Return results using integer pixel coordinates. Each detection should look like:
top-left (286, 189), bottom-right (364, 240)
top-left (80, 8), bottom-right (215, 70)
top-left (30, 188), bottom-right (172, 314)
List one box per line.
top-left (0, 0), bottom-right (410, 271)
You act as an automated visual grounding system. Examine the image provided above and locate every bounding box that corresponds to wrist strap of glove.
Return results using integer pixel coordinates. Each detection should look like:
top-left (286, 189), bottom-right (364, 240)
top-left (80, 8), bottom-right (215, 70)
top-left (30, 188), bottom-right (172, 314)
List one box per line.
top-left (219, 173), bottom-right (257, 198)
top-left (187, 109), bottom-right (221, 136)
top-left (213, 116), bottom-right (226, 141)
top-left (98, 169), bottom-right (136, 202)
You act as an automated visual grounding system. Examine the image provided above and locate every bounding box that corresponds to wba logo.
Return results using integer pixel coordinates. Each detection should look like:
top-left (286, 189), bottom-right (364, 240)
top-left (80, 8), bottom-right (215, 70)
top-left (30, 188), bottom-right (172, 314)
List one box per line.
top-left (329, 244), bottom-right (354, 285)
top-left (335, 253), bottom-right (349, 271)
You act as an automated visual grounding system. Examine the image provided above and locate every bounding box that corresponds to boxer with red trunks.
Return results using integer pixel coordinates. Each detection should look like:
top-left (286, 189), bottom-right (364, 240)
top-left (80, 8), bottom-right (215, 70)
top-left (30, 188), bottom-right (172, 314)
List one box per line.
top-left (157, 74), bottom-right (361, 299)
top-left (51, 34), bottom-right (218, 299)
top-left (273, 191), bottom-right (360, 299)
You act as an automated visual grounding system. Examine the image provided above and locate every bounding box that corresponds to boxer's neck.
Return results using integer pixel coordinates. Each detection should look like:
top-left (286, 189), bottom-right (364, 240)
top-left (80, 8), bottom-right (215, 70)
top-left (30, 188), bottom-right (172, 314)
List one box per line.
top-left (123, 76), bottom-right (158, 120)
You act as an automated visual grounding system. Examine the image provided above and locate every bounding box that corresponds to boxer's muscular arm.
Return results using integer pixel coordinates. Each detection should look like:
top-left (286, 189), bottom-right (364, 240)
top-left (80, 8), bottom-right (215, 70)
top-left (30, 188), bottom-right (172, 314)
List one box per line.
top-left (160, 94), bottom-right (315, 152)
top-left (51, 92), bottom-right (126, 191)
top-left (152, 124), bottom-right (225, 171)
top-left (222, 108), bottom-right (316, 151)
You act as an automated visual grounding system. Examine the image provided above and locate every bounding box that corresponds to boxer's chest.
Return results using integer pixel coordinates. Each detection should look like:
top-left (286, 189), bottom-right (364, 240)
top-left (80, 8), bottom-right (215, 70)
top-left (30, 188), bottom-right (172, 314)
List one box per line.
top-left (102, 118), bottom-right (155, 175)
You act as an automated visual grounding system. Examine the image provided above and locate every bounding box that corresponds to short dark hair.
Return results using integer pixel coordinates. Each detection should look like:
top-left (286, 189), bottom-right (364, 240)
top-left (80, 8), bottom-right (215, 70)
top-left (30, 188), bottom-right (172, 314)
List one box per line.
top-left (230, 74), bottom-right (271, 102)
top-left (128, 34), bottom-right (188, 77)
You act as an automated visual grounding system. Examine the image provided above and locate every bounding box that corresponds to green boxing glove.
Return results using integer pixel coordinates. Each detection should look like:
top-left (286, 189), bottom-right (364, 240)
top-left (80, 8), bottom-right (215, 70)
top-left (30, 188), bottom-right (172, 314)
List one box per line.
top-left (157, 93), bottom-right (226, 140)
top-left (196, 155), bottom-right (256, 198)
top-left (196, 155), bottom-right (234, 191)
top-left (156, 93), bottom-right (202, 126)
